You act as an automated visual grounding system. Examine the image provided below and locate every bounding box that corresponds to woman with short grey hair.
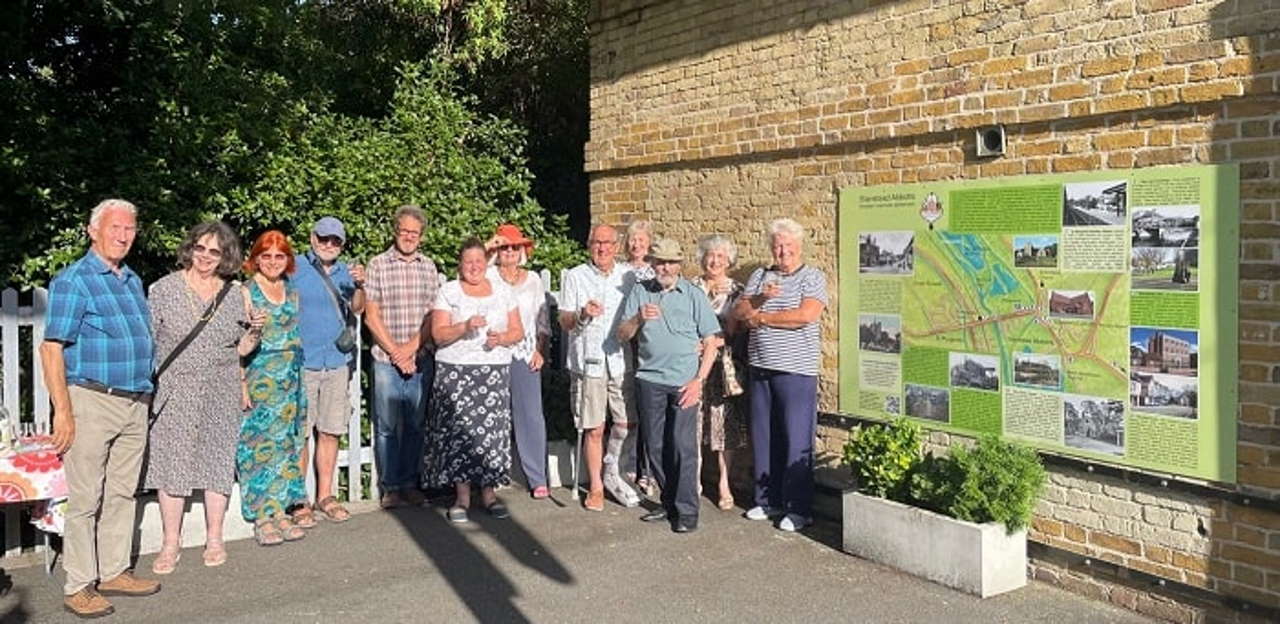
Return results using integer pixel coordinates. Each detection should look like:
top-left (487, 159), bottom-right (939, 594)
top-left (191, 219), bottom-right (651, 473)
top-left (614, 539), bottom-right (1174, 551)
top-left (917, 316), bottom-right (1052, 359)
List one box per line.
top-left (732, 217), bottom-right (828, 532)
top-left (146, 220), bottom-right (261, 571)
top-left (691, 234), bottom-right (747, 511)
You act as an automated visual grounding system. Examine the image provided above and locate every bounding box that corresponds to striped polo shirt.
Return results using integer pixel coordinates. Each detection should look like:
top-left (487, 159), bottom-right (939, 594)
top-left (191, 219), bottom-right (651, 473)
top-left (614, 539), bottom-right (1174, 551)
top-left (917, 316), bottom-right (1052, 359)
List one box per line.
top-left (44, 251), bottom-right (155, 393)
top-left (743, 264), bottom-right (828, 377)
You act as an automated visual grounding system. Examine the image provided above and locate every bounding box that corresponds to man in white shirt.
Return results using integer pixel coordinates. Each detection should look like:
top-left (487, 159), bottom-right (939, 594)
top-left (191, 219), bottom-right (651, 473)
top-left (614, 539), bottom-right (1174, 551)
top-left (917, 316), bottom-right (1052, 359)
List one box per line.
top-left (559, 224), bottom-right (642, 511)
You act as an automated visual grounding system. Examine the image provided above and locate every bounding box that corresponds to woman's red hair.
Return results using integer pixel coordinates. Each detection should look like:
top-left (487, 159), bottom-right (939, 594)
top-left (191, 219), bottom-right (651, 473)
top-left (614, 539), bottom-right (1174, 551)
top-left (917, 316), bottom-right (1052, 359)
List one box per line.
top-left (243, 229), bottom-right (296, 275)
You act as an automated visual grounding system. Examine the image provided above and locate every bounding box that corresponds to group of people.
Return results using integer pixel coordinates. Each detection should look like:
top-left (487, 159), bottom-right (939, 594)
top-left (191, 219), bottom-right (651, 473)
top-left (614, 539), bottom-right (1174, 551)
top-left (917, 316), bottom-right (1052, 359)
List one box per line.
top-left (39, 198), bottom-right (827, 619)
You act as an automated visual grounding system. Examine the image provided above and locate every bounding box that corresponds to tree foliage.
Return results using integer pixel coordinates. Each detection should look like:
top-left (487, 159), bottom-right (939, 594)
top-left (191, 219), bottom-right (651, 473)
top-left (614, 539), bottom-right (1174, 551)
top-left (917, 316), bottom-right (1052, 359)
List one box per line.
top-left (0, 0), bottom-right (587, 287)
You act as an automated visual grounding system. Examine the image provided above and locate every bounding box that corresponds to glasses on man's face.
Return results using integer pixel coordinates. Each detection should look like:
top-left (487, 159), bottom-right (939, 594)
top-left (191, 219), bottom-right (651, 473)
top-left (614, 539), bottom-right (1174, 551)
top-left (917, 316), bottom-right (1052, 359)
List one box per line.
top-left (193, 244), bottom-right (223, 258)
top-left (397, 228), bottom-right (422, 239)
top-left (589, 239), bottom-right (617, 247)
top-left (316, 235), bottom-right (344, 247)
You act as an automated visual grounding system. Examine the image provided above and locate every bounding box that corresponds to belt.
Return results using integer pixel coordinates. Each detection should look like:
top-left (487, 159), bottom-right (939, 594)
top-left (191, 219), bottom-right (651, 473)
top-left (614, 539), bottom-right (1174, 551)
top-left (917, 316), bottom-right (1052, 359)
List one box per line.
top-left (76, 381), bottom-right (152, 405)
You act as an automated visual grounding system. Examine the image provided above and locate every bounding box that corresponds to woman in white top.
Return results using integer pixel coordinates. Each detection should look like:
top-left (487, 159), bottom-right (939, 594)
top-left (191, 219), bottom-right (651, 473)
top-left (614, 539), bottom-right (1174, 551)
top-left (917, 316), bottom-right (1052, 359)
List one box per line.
top-left (485, 224), bottom-right (552, 499)
top-left (425, 238), bottom-right (524, 523)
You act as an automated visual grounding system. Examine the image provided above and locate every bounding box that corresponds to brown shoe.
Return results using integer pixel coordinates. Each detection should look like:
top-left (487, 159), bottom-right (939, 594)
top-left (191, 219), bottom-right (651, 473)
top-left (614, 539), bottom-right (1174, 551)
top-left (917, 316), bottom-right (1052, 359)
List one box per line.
top-left (401, 488), bottom-right (426, 507)
top-left (380, 491), bottom-right (405, 509)
top-left (64, 587), bottom-right (114, 618)
top-left (584, 489), bottom-right (605, 512)
top-left (97, 570), bottom-right (161, 597)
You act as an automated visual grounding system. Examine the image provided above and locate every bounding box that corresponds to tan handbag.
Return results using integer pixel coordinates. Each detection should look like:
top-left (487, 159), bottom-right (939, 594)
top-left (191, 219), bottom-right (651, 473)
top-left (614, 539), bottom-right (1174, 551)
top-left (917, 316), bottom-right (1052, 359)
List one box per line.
top-left (721, 347), bottom-right (745, 397)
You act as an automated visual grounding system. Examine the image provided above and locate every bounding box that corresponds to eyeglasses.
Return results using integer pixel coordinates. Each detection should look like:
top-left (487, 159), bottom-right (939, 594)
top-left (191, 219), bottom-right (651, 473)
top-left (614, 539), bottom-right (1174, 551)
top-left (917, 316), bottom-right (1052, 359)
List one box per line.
top-left (589, 239), bottom-right (617, 247)
top-left (193, 244), bottom-right (223, 258)
top-left (497, 244), bottom-right (523, 252)
top-left (258, 252), bottom-right (288, 262)
top-left (397, 228), bottom-right (422, 238)
top-left (316, 235), bottom-right (344, 247)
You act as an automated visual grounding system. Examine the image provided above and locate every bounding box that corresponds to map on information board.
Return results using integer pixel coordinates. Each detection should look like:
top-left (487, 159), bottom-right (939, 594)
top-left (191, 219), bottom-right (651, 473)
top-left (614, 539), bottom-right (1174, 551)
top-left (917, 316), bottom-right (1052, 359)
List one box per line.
top-left (838, 165), bottom-right (1238, 482)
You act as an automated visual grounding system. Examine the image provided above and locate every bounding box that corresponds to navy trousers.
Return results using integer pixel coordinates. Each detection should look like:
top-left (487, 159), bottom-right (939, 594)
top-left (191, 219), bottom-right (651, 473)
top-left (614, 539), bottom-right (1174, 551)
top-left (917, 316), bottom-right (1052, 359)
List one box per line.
top-left (635, 378), bottom-right (700, 521)
top-left (749, 366), bottom-right (818, 517)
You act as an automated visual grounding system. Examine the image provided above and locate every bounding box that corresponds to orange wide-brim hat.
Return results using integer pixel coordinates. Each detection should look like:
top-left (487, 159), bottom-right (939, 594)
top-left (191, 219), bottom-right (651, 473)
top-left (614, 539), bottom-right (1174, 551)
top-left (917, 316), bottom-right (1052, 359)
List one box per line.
top-left (488, 223), bottom-right (535, 254)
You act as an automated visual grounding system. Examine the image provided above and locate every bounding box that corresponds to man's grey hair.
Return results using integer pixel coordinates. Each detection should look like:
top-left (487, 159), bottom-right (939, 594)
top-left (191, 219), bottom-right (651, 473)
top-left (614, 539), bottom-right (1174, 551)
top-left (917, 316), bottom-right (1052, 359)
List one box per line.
top-left (89, 199), bottom-right (138, 229)
top-left (394, 204), bottom-right (426, 228)
top-left (768, 218), bottom-right (805, 243)
top-left (696, 234), bottom-right (738, 268)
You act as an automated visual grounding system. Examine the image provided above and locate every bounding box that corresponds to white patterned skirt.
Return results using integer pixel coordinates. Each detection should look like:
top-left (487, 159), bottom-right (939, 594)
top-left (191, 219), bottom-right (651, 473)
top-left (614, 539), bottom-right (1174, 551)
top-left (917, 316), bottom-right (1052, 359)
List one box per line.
top-left (424, 362), bottom-right (512, 488)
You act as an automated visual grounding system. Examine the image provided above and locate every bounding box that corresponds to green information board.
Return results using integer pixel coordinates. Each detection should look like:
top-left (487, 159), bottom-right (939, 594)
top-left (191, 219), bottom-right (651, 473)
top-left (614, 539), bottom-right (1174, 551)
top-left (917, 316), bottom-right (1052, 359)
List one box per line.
top-left (838, 165), bottom-right (1238, 482)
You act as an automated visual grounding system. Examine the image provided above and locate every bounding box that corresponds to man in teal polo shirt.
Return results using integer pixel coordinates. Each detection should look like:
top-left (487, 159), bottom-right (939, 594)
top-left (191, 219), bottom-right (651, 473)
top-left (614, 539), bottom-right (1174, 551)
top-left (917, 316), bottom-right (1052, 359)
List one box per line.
top-left (618, 238), bottom-right (721, 533)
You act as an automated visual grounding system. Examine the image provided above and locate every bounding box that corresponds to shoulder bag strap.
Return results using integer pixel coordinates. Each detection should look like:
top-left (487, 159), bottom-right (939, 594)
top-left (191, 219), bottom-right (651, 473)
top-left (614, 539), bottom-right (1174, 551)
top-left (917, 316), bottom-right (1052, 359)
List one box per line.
top-left (312, 255), bottom-right (353, 325)
top-left (155, 280), bottom-right (234, 380)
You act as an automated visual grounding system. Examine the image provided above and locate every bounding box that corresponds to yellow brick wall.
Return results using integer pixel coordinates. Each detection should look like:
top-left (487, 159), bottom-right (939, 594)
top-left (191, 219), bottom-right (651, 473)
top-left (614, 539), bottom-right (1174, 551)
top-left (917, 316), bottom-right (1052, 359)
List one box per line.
top-left (588, 0), bottom-right (1279, 621)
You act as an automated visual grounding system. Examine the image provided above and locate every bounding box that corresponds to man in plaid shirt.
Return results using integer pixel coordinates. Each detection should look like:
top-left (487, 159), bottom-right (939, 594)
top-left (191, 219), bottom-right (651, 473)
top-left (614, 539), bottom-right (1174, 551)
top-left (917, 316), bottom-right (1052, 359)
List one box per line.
top-left (364, 205), bottom-right (441, 509)
top-left (40, 199), bottom-right (162, 618)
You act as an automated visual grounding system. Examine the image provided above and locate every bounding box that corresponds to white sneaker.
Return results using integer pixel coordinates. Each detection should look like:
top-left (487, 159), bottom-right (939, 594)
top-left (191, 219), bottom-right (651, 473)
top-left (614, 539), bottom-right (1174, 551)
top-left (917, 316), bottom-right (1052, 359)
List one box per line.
top-left (603, 469), bottom-right (641, 508)
top-left (777, 513), bottom-right (813, 532)
top-left (744, 505), bottom-right (782, 521)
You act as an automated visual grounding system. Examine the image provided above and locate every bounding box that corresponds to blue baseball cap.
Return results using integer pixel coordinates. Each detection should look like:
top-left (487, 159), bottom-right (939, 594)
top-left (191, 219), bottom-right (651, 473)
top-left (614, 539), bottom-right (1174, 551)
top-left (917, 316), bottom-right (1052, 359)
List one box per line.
top-left (313, 217), bottom-right (346, 242)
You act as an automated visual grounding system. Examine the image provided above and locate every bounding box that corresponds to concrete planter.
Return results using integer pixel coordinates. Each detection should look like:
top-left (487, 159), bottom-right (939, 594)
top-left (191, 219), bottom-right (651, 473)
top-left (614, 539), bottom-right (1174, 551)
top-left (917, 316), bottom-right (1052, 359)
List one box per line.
top-left (842, 490), bottom-right (1027, 598)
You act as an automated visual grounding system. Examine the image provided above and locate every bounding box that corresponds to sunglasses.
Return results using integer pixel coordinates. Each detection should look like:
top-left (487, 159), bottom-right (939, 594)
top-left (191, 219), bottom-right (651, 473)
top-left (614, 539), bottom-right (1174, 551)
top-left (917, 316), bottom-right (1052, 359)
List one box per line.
top-left (316, 235), bottom-right (344, 247)
top-left (497, 244), bottom-right (524, 252)
top-left (193, 244), bottom-right (223, 258)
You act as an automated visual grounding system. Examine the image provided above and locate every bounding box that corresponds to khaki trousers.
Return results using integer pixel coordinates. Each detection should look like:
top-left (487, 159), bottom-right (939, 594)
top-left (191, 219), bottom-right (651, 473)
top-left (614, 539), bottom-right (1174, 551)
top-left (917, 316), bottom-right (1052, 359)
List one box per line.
top-left (63, 385), bottom-right (148, 595)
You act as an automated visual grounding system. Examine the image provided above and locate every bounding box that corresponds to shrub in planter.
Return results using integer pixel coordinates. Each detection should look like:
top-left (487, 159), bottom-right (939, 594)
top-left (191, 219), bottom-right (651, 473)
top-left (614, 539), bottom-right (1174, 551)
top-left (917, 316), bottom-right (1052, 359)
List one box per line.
top-left (842, 418), bottom-right (922, 500)
top-left (844, 420), bottom-right (1046, 534)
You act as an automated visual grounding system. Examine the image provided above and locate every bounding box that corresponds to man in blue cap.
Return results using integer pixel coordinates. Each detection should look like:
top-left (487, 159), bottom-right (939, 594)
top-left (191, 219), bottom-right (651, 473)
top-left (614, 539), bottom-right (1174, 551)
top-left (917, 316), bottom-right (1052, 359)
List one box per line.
top-left (291, 216), bottom-right (365, 525)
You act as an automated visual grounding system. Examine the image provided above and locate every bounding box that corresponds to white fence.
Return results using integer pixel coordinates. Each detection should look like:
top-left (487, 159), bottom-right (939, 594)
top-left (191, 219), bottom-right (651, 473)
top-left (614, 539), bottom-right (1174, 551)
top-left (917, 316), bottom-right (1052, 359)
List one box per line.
top-left (0, 269), bottom-right (563, 561)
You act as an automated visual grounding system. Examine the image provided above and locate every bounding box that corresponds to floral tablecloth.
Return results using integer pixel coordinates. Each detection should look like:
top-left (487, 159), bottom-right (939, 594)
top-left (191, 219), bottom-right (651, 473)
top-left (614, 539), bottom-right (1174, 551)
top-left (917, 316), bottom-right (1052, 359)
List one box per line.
top-left (0, 449), bottom-right (68, 534)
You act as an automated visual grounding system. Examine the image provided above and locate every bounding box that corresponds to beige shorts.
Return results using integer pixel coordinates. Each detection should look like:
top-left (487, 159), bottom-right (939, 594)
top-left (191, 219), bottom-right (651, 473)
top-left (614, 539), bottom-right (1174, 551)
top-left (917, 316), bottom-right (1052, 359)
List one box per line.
top-left (303, 367), bottom-right (350, 436)
top-left (569, 371), bottom-right (635, 430)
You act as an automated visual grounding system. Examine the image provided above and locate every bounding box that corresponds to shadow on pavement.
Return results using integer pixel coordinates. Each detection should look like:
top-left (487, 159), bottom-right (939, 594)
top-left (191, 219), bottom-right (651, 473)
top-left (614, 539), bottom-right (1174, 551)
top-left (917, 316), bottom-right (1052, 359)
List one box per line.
top-left (388, 496), bottom-right (573, 623)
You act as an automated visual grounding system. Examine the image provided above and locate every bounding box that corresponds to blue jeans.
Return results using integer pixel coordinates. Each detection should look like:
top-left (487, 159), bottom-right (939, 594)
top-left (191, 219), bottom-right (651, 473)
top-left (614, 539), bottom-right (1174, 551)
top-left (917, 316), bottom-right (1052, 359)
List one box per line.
top-left (372, 357), bottom-right (434, 493)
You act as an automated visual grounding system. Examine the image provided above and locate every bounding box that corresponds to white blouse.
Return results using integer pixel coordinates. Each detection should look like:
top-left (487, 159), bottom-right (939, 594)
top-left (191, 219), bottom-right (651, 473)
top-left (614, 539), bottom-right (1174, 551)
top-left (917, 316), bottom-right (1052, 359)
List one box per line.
top-left (432, 278), bottom-right (519, 366)
top-left (486, 266), bottom-right (550, 363)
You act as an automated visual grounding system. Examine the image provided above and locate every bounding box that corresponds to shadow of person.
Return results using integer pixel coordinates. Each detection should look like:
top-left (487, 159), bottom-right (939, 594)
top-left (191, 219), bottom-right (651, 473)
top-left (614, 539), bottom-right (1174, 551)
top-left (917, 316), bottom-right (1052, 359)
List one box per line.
top-left (388, 497), bottom-right (573, 624)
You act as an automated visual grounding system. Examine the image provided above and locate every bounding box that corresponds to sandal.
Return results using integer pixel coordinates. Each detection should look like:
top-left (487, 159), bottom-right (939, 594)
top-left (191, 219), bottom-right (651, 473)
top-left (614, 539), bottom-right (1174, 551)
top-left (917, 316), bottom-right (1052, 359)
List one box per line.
top-left (717, 493), bottom-right (736, 511)
top-left (254, 519), bottom-right (284, 547)
top-left (151, 545), bottom-right (181, 575)
top-left (316, 496), bottom-right (351, 523)
top-left (203, 540), bottom-right (227, 567)
top-left (276, 516), bottom-right (306, 542)
top-left (531, 486), bottom-right (550, 500)
top-left (291, 504), bottom-right (318, 529)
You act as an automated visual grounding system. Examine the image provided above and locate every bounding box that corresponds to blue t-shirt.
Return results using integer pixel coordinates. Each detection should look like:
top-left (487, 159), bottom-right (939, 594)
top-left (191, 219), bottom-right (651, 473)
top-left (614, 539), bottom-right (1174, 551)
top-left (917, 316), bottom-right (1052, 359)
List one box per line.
top-left (44, 251), bottom-right (155, 393)
top-left (621, 277), bottom-right (721, 387)
top-left (293, 252), bottom-right (357, 370)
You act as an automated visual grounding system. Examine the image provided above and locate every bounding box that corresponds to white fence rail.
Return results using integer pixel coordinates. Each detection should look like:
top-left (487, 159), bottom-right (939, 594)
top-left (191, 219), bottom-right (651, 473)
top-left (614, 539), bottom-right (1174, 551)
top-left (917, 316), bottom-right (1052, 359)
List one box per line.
top-left (0, 269), bottom-right (563, 562)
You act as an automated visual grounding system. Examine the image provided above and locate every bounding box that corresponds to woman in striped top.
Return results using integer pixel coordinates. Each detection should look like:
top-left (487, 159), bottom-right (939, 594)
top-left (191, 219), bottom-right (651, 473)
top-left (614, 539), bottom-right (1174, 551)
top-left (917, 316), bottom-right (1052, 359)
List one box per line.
top-left (733, 218), bottom-right (829, 532)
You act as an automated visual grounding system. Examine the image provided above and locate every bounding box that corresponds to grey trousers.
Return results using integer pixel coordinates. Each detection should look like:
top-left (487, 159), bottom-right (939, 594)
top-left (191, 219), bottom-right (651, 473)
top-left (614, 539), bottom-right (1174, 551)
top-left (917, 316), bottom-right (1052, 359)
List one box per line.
top-left (509, 360), bottom-right (547, 489)
top-left (63, 386), bottom-right (148, 595)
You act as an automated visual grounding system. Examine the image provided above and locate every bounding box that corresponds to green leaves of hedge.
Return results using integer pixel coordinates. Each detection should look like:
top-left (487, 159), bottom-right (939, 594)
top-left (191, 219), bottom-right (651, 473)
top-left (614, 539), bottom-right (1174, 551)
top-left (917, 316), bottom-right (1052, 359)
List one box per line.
top-left (845, 420), bottom-right (1047, 534)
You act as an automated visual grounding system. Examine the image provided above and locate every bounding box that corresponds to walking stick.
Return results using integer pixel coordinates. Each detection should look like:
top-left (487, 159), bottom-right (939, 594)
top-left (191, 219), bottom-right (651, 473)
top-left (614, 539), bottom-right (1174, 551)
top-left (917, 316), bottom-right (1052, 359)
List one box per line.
top-left (571, 426), bottom-right (583, 501)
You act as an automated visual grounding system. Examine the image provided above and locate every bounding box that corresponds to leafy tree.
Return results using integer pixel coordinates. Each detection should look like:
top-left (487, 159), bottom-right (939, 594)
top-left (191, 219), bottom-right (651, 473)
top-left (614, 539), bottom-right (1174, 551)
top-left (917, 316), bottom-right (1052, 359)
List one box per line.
top-left (224, 61), bottom-right (582, 277)
top-left (1, 0), bottom-right (586, 287)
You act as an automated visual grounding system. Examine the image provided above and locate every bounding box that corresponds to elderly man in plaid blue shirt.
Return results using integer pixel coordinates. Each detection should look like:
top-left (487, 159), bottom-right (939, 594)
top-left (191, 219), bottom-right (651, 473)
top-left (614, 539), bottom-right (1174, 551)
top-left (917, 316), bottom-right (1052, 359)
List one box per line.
top-left (40, 199), bottom-right (162, 618)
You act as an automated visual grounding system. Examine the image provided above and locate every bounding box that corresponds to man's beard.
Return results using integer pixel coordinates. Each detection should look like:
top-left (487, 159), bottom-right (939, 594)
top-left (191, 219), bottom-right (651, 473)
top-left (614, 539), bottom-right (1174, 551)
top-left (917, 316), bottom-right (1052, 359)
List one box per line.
top-left (657, 273), bottom-right (678, 289)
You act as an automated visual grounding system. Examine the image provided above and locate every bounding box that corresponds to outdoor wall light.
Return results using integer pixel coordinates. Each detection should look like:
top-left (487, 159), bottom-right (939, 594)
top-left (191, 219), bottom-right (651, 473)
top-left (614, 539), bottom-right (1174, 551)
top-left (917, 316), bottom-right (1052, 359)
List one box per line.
top-left (975, 125), bottom-right (1006, 158)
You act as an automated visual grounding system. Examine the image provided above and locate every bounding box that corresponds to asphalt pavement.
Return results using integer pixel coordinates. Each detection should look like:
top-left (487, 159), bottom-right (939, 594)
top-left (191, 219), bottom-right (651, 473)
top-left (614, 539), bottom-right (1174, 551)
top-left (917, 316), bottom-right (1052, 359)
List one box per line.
top-left (0, 491), bottom-right (1155, 623)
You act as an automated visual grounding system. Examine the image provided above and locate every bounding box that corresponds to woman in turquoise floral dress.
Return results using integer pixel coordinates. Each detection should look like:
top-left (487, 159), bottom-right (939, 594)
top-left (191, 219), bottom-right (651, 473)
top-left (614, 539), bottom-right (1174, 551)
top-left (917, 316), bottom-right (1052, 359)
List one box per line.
top-left (238, 230), bottom-right (308, 546)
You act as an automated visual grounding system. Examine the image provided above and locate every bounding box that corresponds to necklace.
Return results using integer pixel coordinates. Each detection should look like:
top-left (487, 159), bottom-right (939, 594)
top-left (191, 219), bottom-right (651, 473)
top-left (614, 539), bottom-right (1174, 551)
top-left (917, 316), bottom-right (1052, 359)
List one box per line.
top-left (182, 271), bottom-right (221, 322)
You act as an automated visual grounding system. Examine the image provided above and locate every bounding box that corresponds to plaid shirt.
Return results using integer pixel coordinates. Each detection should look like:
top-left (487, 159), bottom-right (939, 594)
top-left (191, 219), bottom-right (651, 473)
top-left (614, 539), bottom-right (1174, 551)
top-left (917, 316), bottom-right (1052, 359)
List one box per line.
top-left (44, 251), bottom-right (155, 393)
top-left (365, 247), bottom-right (440, 362)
